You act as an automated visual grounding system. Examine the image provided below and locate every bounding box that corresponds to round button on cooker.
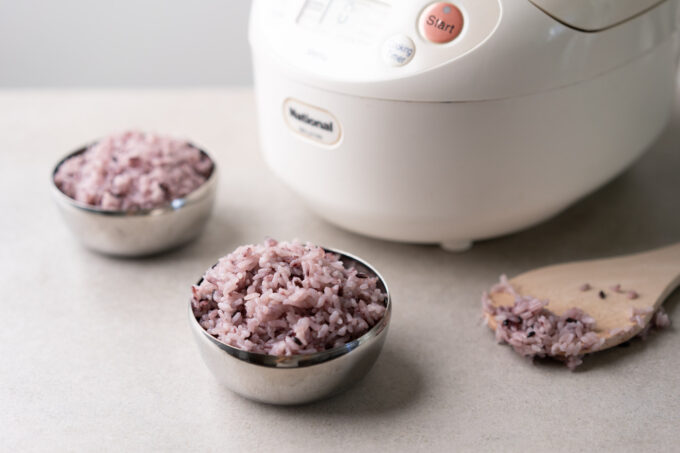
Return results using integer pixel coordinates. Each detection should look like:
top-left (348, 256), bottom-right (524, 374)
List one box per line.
top-left (382, 34), bottom-right (416, 67)
top-left (419, 2), bottom-right (464, 44)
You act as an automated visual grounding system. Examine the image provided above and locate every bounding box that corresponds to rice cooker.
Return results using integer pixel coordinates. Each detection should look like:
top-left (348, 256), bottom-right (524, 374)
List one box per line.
top-left (249, 0), bottom-right (680, 250)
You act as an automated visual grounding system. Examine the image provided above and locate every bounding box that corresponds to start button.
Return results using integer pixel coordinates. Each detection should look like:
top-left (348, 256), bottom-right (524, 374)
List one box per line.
top-left (419, 2), bottom-right (464, 44)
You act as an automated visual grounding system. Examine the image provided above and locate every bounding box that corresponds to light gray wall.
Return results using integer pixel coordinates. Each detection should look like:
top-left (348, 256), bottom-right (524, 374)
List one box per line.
top-left (0, 0), bottom-right (253, 87)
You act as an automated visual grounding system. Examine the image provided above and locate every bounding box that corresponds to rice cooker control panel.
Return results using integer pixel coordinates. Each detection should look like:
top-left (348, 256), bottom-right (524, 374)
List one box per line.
top-left (252, 0), bottom-right (502, 82)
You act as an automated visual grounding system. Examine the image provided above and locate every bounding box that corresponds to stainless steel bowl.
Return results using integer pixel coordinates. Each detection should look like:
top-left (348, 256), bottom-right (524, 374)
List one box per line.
top-left (188, 248), bottom-right (392, 405)
top-left (51, 144), bottom-right (217, 256)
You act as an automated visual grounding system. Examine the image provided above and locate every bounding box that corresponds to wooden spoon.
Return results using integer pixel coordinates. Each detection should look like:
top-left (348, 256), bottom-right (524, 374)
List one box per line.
top-left (484, 243), bottom-right (680, 352)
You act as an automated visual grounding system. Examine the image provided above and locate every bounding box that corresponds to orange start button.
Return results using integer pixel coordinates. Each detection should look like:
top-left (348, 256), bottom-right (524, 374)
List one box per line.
top-left (419, 2), bottom-right (464, 44)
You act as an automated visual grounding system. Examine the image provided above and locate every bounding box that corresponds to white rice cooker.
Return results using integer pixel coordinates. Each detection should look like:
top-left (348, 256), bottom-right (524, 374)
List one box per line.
top-left (249, 0), bottom-right (680, 250)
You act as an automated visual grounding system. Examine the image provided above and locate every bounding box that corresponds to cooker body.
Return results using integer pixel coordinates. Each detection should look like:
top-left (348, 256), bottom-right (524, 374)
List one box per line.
top-left (253, 35), bottom-right (678, 246)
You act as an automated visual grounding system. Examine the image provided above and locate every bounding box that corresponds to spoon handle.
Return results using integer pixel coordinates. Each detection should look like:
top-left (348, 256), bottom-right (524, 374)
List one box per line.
top-left (631, 242), bottom-right (680, 277)
top-left (644, 243), bottom-right (680, 300)
top-left (648, 242), bottom-right (680, 266)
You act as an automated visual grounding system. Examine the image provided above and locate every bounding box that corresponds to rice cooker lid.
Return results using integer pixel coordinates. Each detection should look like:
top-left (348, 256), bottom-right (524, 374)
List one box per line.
top-left (529, 0), bottom-right (667, 31)
top-left (249, 0), bottom-right (676, 102)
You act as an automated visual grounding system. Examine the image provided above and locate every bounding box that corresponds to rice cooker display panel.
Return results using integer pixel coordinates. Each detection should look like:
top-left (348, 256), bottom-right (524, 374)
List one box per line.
top-left (297, 0), bottom-right (392, 45)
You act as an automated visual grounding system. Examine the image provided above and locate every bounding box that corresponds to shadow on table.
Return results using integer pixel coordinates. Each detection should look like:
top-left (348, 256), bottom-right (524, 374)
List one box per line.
top-left (168, 211), bottom-right (250, 258)
top-left (268, 346), bottom-right (424, 416)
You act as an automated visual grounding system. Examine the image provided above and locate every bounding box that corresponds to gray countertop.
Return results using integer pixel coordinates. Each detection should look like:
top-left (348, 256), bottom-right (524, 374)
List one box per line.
top-left (1, 88), bottom-right (678, 452)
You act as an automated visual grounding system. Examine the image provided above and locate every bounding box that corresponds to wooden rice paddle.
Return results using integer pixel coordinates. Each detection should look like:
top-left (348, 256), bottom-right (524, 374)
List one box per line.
top-left (485, 243), bottom-right (680, 352)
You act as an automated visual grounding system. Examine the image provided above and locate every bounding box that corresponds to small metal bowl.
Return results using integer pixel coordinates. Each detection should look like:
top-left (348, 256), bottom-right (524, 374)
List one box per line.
top-left (188, 248), bottom-right (391, 405)
top-left (51, 144), bottom-right (217, 256)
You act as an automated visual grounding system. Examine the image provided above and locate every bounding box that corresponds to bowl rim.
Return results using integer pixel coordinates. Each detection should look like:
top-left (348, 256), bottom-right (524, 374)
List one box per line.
top-left (50, 141), bottom-right (217, 217)
top-left (189, 247), bottom-right (392, 369)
